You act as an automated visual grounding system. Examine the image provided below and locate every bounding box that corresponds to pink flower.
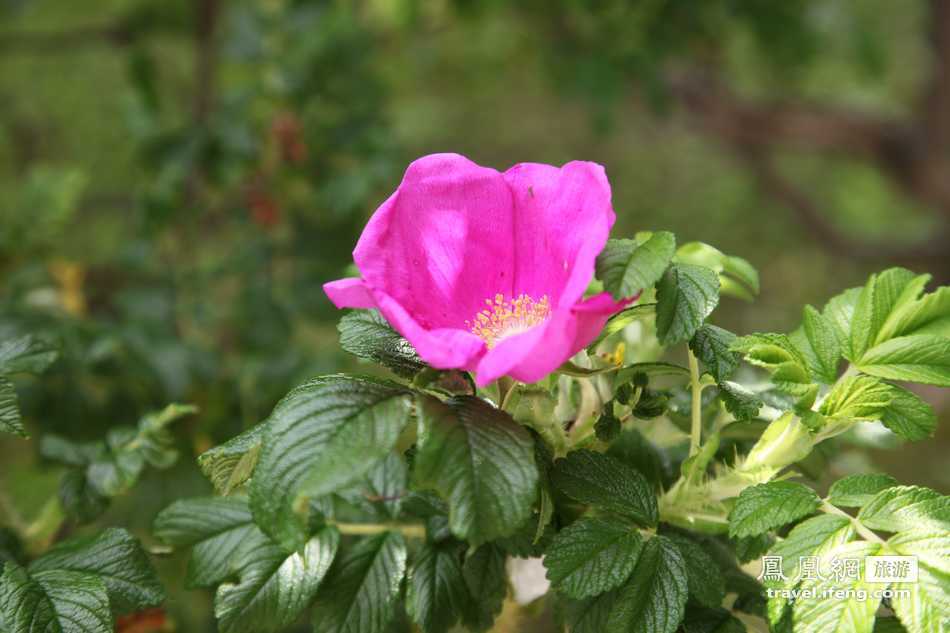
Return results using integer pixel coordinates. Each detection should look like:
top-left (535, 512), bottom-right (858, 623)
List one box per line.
top-left (324, 153), bottom-right (630, 387)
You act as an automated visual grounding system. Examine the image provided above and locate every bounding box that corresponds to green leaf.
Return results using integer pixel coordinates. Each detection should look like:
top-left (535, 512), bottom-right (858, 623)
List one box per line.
top-left (666, 534), bottom-right (725, 609)
top-left (58, 470), bottom-right (109, 524)
top-left (819, 375), bottom-right (892, 421)
top-left (543, 516), bottom-right (643, 599)
top-left (718, 381), bottom-right (762, 422)
top-left (675, 242), bottom-right (759, 301)
top-left (888, 530), bottom-right (950, 576)
top-left (606, 535), bottom-right (689, 633)
top-left (879, 384), bottom-right (938, 441)
top-left (731, 333), bottom-right (816, 406)
top-left (879, 285), bottom-right (950, 341)
top-left (311, 531), bottom-right (408, 633)
top-left (850, 267), bottom-right (918, 360)
top-left (197, 423), bottom-right (266, 495)
top-left (614, 362), bottom-right (691, 384)
top-left (460, 544), bottom-right (507, 631)
top-left (858, 486), bottom-right (950, 533)
top-left (0, 377), bottom-right (24, 438)
top-left (822, 287), bottom-right (862, 354)
top-left (215, 526), bottom-right (338, 633)
top-left (794, 305), bottom-right (841, 383)
top-left (413, 395), bottom-right (538, 545)
top-left (0, 564), bottom-right (112, 633)
top-left (250, 375), bottom-right (412, 550)
top-left (680, 606), bottom-right (747, 633)
top-left (338, 310), bottom-right (425, 378)
top-left (153, 496), bottom-right (257, 588)
top-left (596, 232), bottom-right (676, 300)
top-left (827, 474), bottom-right (898, 508)
top-left (590, 304), bottom-right (656, 348)
top-left (551, 449), bottom-right (658, 527)
top-left (689, 325), bottom-right (739, 382)
top-left (766, 514), bottom-right (854, 588)
top-left (728, 482), bottom-right (821, 538)
top-left (565, 590), bottom-right (618, 633)
top-left (406, 543), bottom-right (468, 633)
top-left (856, 334), bottom-right (950, 387)
top-left (792, 541), bottom-right (882, 633)
top-left (29, 528), bottom-right (163, 615)
top-left (655, 264), bottom-right (720, 346)
top-left (891, 560), bottom-right (950, 633)
top-left (0, 334), bottom-right (58, 375)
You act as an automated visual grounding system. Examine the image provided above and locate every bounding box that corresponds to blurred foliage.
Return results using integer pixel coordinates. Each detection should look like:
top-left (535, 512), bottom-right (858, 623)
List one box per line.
top-left (1, 0), bottom-right (948, 630)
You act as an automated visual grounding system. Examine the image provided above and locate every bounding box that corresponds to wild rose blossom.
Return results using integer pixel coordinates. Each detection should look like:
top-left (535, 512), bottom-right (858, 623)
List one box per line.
top-left (324, 153), bottom-right (630, 386)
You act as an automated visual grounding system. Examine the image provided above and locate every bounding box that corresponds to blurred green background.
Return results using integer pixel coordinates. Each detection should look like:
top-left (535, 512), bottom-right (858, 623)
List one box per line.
top-left (1, 0), bottom-right (948, 630)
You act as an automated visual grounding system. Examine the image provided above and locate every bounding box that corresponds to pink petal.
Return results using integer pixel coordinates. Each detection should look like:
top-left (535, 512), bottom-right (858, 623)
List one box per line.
top-left (504, 161), bottom-right (615, 309)
top-left (323, 278), bottom-right (377, 309)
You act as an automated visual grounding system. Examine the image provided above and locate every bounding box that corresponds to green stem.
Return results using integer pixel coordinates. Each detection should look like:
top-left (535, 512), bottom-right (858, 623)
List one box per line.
top-left (687, 349), bottom-right (703, 457)
top-left (820, 501), bottom-right (885, 545)
top-left (331, 521), bottom-right (426, 540)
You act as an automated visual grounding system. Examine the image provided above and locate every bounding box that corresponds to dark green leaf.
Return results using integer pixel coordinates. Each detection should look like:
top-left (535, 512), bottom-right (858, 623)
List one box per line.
top-left (681, 606), bottom-right (747, 633)
top-left (606, 535), bottom-right (688, 633)
top-left (338, 310), bottom-right (425, 378)
top-left (596, 232), bottom-right (676, 300)
top-left (551, 449), bottom-right (658, 527)
top-left (655, 264), bottom-right (720, 346)
top-left (665, 534), bottom-right (724, 609)
top-left (413, 395), bottom-right (538, 545)
top-left (827, 473), bottom-right (898, 508)
top-left (718, 382), bottom-right (762, 422)
top-left (689, 325), bottom-right (738, 382)
top-left (0, 334), bottom-right (58, 375)
top-left (728, 482), bottom-right (821, 538)
top-left (29, 528), bottom-right (163, 615)
top-left (0, 564), bottom-right (111, 633)
top-left (406, 543), bottom-right (467, 633)
top-left (58, 470), bottom-right (110, 524)
top-left (250, 375), bottom-right (412, 550)
top-left (311, 531), bottom-right (408, 633)
top-left (0, 377), bottom-right (24, 437)
top-left (565, 590), bottom-right (618, 633)
top-left (732, 534), bottom-right (773, 564)
top-left (544, 516), bottom-right (643, 599)
top-left (215, 526), bottom-right (338, 633)
top-left (461, 544), bottom-right (507, 631)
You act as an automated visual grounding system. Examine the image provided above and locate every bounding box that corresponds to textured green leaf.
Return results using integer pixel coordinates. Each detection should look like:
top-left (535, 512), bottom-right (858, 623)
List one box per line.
top-left (215, 526), bottom-right (338, 633)
top-left (881, 285), bottom-right (950, 341)
top-left (0, 334), bottom-right (58, 375)
top-left (675, 242), bottom-right (759, 301)
top-left (728, 482), bottom-right (821, 538)
top-left (822, 287), bottom-right (862, 355)
top-left (565, 590), bottom-right (619, 633)
top-left (794, 305), bottom-right (841, 383)
top-left (406, 543), bottom-right (468, 633)
top-left (58, 470), bottom-right (109, 524)
top-left (198, 423), bottom-right (266, 495)
top-left (718, 381), bottom-right (762, 422)
top-left (606, 535), bottom-right (689, 633)
top-left (0, 377), bottom-right (24, 438)
top-left (153, 496), bottom-right (256, 588)
top-left (250, 375), bottom-right (412, 549)
top-left (827, 474), bottom-right (898, 508)
top-left (551, 449), bottom-right (658, 527)
top-left (413, 395), bottom-right (538, 545)
top-left (596, 232), bottom-right (676, 300)
top-left (689, 325), bottom-right (739, 382)
top-left (0, 564), bottom-right (111, 633)
top-left (338, 310), bottom-right (425, 377)
top-left (29, 528), bottom-right (163, 615)
top-left (819, 375), bottom-right (892, 421)
top-left (891, 561), bottom-right (950, 633)
top-left (792, 541), bottom-right (882, 633)
top-left (666, 534), bottom-right (725, 609)
top-left (888, 530), bottom-right (950, 576)
top-left (543, 516), bottom-right (642, 599)
top-left (590, 304), bottom-right (657, 348)
top-left (655, 263), bottom-right (720, 346)
top-left (879, 384), bottom-right (938, 441)
top-left (460, 544), bottom-right (507, 632)
top-left (858, 486), bottom-right (950, 533)
top-left (850, 267), bottom-right (918, 360)
top-left (311, 531), bottom-right (408, 633)
top-left (857, 335), bottom-right (950, 387)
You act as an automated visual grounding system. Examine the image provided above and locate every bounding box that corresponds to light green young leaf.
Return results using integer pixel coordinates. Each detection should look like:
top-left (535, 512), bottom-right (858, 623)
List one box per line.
top-left (215, 526), bottom-right (338, 633)
top-left (792, 541), bottom-right (882, 633)
top-left (197, 423), bottom-right (266, 495)
top-left (793, 305), bottom-right (842, 383)
top-left (888, 549), bottom-right (950, 633)
top-left (311, 531), bottom-right (408, 633)
top-left (655, 264), bottom-right (720, 346)
top-left (819, 375), bottom-right (892, 421)
top-left (29, 528), bottom-right (163, 615)
top-left (856, 334), bottom-right (950, 387)
top-left (413, 395), bottom-right (538, 545)
top-left (406, 543), bottom-right (468, 633)
top-left (689, 324), bottom-right (739, 382)
top-left (858, 486), bottom-right (950, 533)
top-left (823, 287), bottom-right (862, 355)
top-left (875, 275), bottom-right (949, 342)
top-left (0, 564), bottom-right (112, 633)
top-left (596, 233), bottom-right (676, 300)
top-left (731, 332), bottom-right (816, 406)
top-left (887, 530), bottom-right (950, 576)
top-left (728, 481), bottom-right (821, 538)
top-left (879, 384), bottom-right (937, 441)
top-left (827, 474), bottom-right (898, 508)
top-left (675, 242), bottom-right (759, 301)
top-left (850, 267), bottom-right (918, 360)
top-left (605, 535), bottom-right (689, 633)
top-left (250, 375), bottom-right (412, 550)
top-left (153, 496), bottom-right (257, 588)
top-left (338, 309), bottom-right (425, 378)
top-left (543, 516), bottom-right (643, 599)
top-left (0, 334), bottom-right (58, 375)
top-left (551, 449), bottom-right (658, 527)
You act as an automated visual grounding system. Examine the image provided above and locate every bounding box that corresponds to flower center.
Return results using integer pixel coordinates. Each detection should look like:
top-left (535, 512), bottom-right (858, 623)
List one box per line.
top-left (468, 293), bottom-right (551, 348)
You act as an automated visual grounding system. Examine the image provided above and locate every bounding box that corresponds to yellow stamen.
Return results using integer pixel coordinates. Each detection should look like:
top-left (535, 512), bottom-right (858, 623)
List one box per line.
top-left (467, 293), bottom-right (551, 348)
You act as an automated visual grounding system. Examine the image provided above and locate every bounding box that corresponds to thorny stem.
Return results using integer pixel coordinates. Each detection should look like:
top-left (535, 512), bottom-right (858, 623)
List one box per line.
top-left (687, 349), bottom-right (703, 457)
top-left (820, 501), bottom-right (886, 545)
top-left (331, 521), bottom-right (426, 540)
